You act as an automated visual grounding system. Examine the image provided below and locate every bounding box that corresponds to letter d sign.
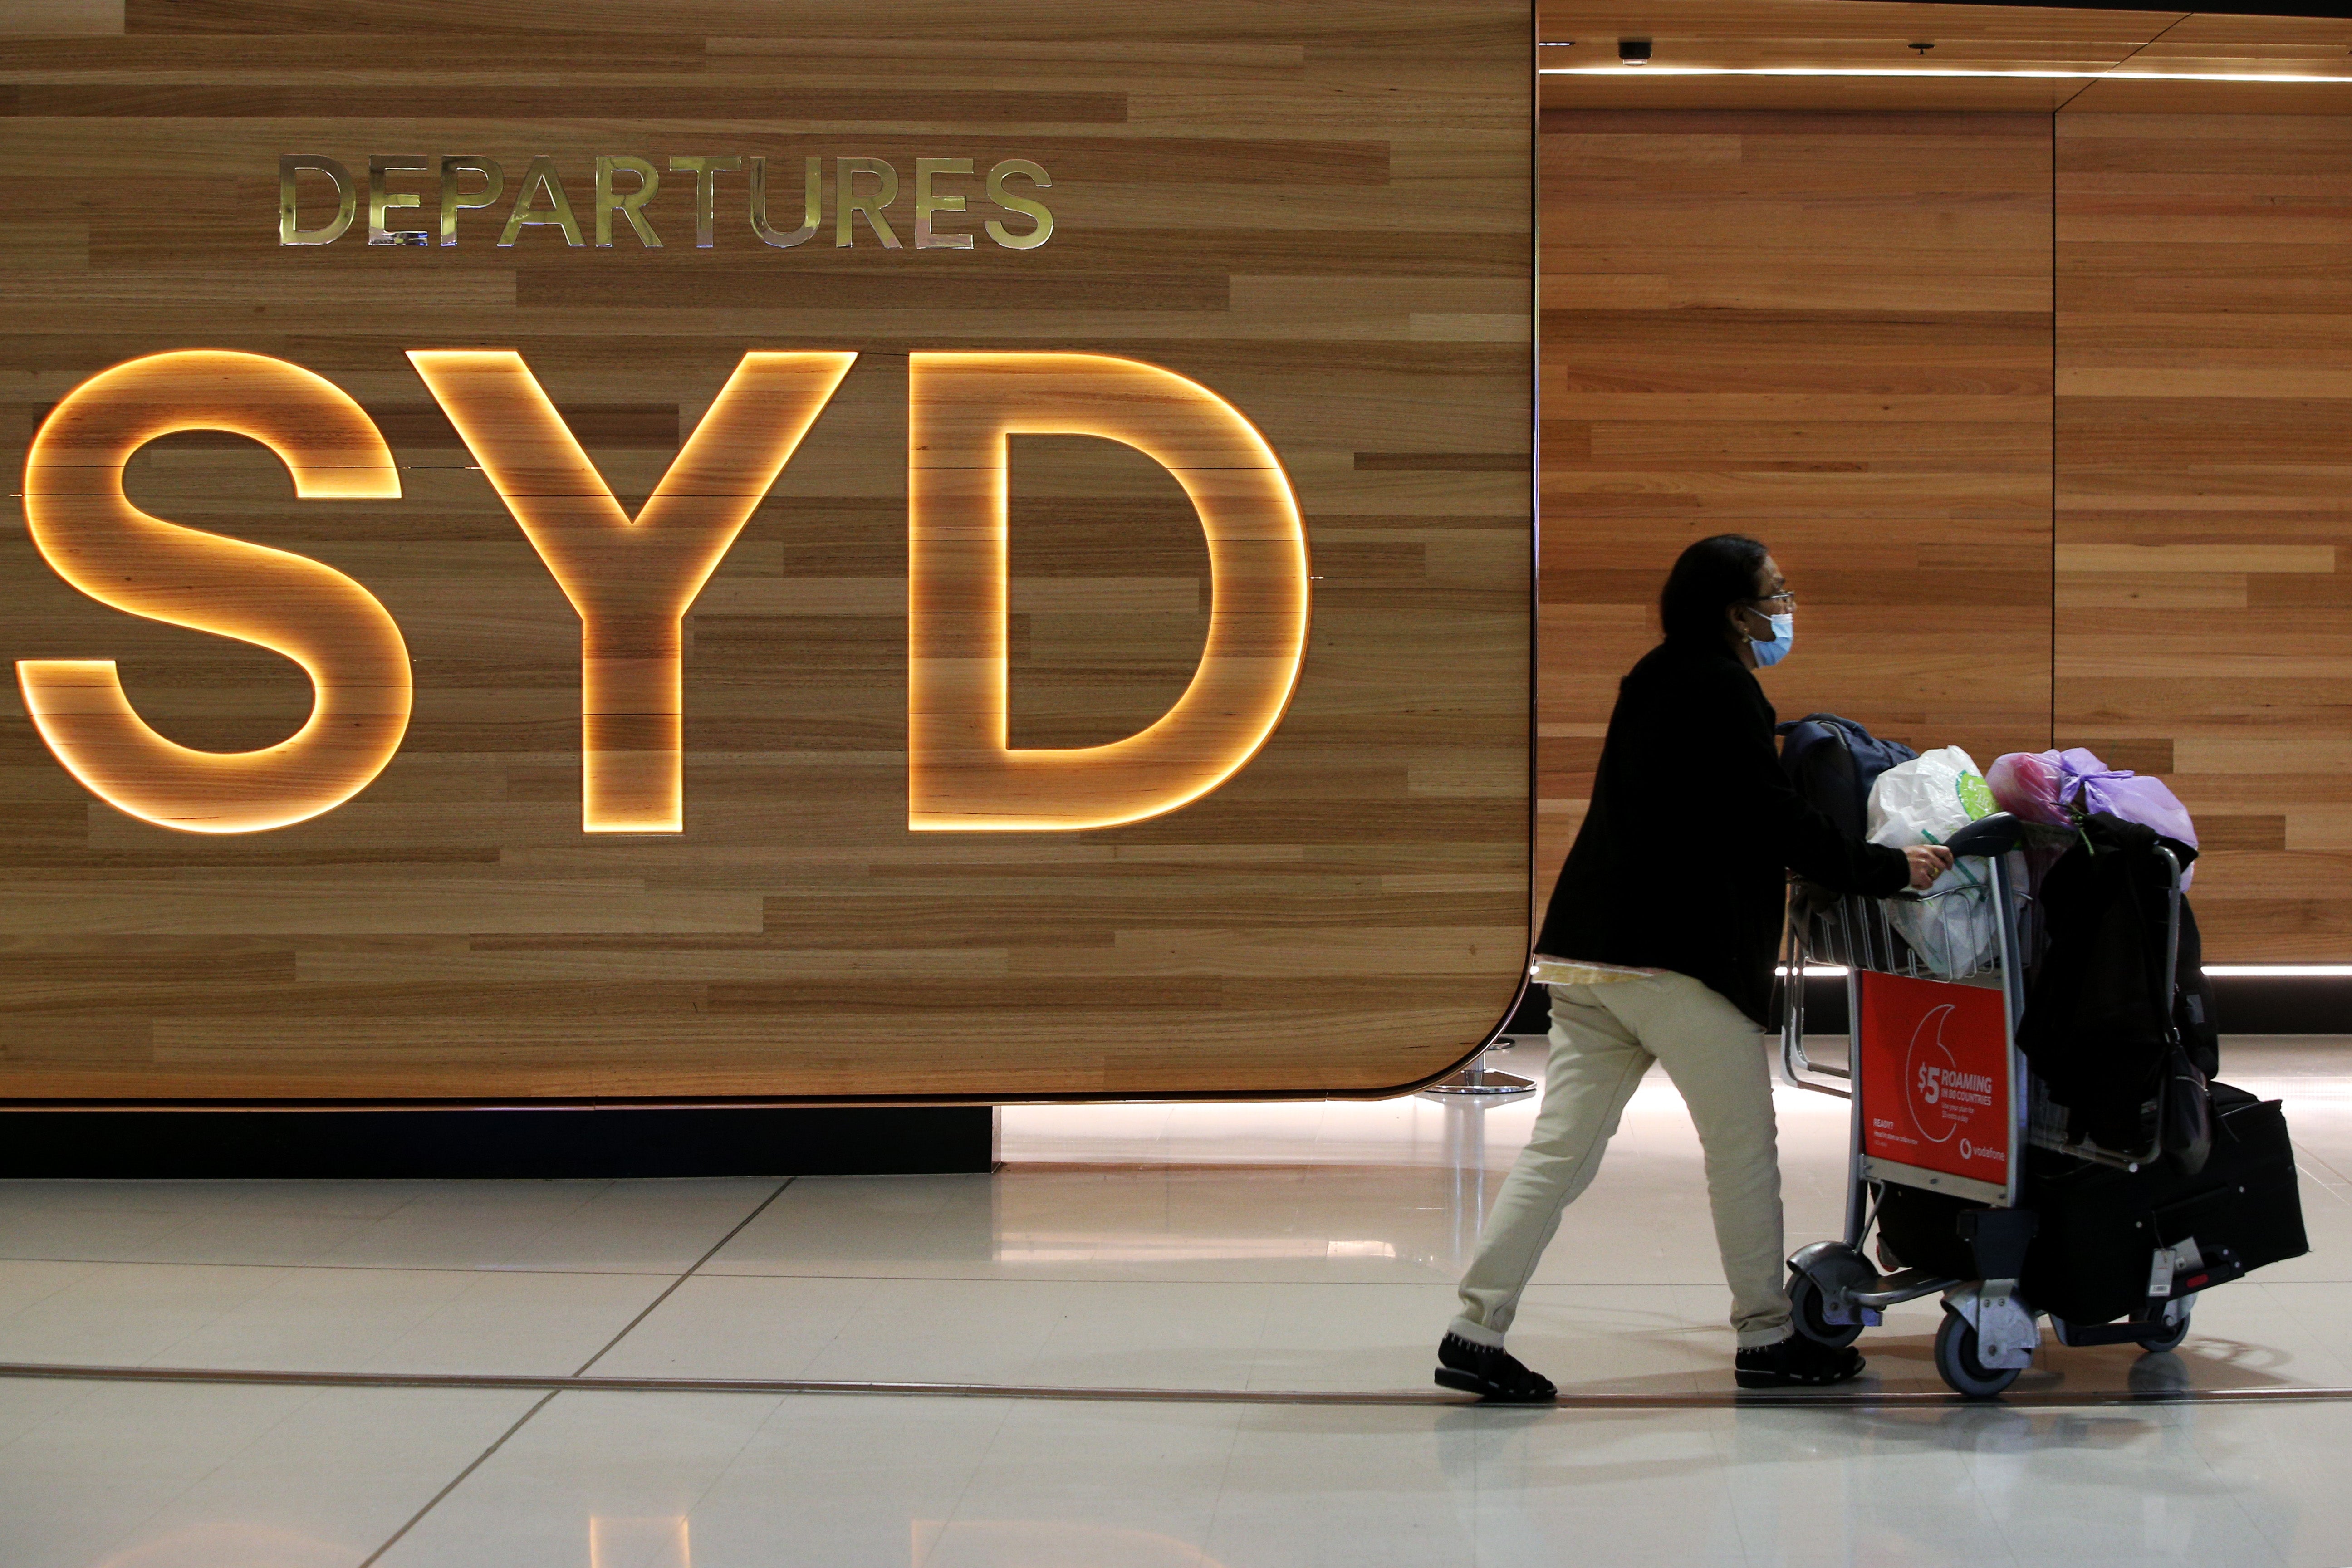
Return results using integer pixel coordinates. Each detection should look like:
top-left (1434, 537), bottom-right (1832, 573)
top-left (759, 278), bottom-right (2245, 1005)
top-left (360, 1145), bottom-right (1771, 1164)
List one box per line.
top-left (907, 353), bottom-right (1309, 830)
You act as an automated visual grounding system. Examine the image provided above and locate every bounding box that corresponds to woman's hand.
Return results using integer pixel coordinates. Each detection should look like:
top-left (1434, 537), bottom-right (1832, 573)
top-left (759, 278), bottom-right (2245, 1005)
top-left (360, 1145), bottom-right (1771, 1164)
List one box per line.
top-left (1904, 844), bottom-right (1955, 890)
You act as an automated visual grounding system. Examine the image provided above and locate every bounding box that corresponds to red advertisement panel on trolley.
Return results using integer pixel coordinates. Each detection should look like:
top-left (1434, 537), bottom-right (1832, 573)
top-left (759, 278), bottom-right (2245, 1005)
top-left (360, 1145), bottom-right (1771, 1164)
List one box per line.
top-left (1854, 970), bottom-right (2011, 1186)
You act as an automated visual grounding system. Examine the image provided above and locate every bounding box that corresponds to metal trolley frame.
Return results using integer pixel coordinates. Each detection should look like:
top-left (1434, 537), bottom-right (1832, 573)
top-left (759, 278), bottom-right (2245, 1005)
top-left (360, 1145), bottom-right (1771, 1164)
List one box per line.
top-left (1776, 812), bottom-right (2191, 1397)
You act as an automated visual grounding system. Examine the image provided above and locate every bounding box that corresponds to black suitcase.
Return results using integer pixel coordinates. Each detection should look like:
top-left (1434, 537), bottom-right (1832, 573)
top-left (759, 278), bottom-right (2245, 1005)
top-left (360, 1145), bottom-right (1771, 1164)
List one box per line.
top-left (1872, 1083), bottom-right (2308, 1326)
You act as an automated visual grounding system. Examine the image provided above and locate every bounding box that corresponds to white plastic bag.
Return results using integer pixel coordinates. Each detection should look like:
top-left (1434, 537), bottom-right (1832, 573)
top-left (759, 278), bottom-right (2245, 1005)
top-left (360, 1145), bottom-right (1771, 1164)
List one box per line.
top-left (1867, 745), bottom-right (1994, 849)
top-left (1866, 747), bottom-right (2003, 978)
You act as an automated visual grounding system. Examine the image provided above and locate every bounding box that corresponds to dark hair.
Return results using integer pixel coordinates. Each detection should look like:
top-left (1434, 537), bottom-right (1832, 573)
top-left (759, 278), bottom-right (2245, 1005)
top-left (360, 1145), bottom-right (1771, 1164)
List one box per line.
top-left (1659, 533), bottom-right (1769, 644)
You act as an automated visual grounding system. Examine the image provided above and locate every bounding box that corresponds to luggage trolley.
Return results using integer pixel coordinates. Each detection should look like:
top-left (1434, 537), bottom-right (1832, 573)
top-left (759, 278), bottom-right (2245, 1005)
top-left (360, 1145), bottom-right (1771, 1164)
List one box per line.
top-left (1778, 812), bottom-right (2191, 1397)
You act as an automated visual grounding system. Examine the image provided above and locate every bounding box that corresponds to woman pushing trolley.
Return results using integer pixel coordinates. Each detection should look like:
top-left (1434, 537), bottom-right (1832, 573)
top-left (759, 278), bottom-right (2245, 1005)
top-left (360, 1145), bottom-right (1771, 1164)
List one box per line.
top-left (1436, 535), bottom-right (2310, 1403)
top-left (1433, 534), bottom-right (1951, 1401)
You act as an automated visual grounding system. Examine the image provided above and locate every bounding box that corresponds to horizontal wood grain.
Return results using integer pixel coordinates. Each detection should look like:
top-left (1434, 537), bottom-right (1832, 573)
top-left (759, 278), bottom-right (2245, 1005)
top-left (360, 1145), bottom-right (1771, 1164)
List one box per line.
top-left (2058, 109), bottom-right (2352, 957)
top-left (0, 0), bottom-right (1534, 1102)
top-left (1540, 9), bottom-right (2352, 962)
top-left (1537, 108), bottom-right (2054, 906)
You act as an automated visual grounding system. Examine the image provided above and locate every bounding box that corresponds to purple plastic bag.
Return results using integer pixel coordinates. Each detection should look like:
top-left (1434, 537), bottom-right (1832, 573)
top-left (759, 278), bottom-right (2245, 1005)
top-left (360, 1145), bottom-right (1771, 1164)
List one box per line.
top-left (2058, 747), bottom-right (2198, 847)
top-left (2062, 748), bottom-right (2202, 885)
top-left (1990, 748), bottom-right (2199, 883)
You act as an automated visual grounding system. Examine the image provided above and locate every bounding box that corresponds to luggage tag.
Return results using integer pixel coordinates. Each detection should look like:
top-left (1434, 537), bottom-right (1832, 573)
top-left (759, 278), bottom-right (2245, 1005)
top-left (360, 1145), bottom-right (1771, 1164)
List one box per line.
top-left (2147, 1237), bottom-right (2205, 1298)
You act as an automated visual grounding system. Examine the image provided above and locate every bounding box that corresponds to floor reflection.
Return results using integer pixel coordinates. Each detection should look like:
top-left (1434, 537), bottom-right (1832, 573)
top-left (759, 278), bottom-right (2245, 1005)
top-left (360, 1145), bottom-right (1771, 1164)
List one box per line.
top-left (1436, 1094), bottom-right (1503, 1269)
top-left (0, 1043), bottom-right (2344, 1568)
top-left (92, 1523), bottom-right (352, 1568)
top-left (589, 1515), bottom-right (689, 1568)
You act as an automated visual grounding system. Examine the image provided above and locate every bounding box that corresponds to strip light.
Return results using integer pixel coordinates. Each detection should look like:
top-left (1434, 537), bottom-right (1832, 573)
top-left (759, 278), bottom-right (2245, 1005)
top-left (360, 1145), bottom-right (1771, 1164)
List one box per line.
top-left (1540, 65), bottom-right (2352, 82)
top-left (1780, 964), bottom-right (2352, 978)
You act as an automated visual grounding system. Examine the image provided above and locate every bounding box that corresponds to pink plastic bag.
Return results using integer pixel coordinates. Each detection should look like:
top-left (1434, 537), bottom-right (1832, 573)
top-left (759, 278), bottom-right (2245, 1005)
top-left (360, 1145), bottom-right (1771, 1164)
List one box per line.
top-left (1989, 747), bottom-right (2199, 883)
top-left (1987, 750), bottom-right (2068, 827)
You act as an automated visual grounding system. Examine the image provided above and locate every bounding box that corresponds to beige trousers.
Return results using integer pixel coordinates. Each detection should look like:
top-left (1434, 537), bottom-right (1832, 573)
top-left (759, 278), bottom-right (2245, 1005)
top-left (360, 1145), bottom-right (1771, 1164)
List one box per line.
top-left (1450, 972), bottom-right (1794, 1350)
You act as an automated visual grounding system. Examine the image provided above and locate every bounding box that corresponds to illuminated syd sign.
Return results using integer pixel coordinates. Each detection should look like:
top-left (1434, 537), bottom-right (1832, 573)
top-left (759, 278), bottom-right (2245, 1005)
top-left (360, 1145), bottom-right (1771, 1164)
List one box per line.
top-left (17, 350), bottom-right (1308, 837)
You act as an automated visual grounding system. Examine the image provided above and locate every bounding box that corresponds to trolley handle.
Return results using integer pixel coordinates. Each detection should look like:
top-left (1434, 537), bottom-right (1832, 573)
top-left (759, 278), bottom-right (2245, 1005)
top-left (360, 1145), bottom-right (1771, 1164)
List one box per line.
top-left (1942, 811), bottom-right (2023, 860)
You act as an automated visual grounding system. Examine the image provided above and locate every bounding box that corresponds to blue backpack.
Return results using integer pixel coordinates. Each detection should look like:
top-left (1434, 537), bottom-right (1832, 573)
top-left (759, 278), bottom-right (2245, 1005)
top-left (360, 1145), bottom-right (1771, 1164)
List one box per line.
top-left (1774, 713), bottom-right (1915, 842)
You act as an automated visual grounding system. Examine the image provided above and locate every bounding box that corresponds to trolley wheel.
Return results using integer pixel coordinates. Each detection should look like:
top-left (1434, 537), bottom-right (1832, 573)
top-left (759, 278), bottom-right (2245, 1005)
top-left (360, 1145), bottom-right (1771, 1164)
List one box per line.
top-left (2136, 1304), bottom-right (2192, 1355)
top-left (1788, 1271), bottom-right (1864, 1351)
top-left (1935, 1310), bottom-right (2022, 1400)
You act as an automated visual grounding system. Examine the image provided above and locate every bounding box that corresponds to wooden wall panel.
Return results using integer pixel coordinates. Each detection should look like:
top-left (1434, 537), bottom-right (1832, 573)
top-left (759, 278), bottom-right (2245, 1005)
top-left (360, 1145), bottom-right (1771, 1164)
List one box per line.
top-left (2056, 113), bottom-right (2352, 955)
top-left (0, 0), bottom-right (1534, 1102)
top-left (1535, 0), bottom-right (2175, 112)
top-left (1538, 110), bottom-right (2054, 898)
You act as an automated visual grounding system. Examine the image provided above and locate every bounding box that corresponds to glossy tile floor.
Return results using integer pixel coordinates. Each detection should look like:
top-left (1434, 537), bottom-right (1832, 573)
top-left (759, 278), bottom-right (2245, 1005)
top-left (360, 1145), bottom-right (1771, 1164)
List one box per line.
top-left (0, 1037), bottom-right (2347, 1568)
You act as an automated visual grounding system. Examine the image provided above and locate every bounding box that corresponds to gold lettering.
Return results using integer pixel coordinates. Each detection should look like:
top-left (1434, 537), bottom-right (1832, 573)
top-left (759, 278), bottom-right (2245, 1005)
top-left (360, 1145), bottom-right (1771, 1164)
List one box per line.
top-left (367, 155), bottom-right (431, 246)
top-left (298, 152), bottom-right (1056, 254)
top-left (18, 352), bottom-right (410, 834)
top-left (409, 350), bottom-right (857, 832)
top-left (907, 353), bottom-right (1308, 830)
top-left (915, 157), bottom-right (974, 251)
top-left (437, 156), bottom-right (504, 246)
top-left (749, 155), bottom-right (822, 249)
top-left (834, 157), bottom-right (901, 249)
top-left (667, 155), bottom-right (742, 248)
top-left (593, 155), bottom-right (663, 248)
top-left (985, 160), bottom-right (1054, 250)
top-left (278, 155), bottom-right (355, 245)
top-left (499, 156), bottom-right (584, 247)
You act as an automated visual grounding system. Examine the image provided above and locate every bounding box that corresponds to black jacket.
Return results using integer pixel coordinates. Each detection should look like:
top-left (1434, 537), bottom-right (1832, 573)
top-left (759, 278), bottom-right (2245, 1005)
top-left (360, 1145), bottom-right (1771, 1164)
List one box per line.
top-left (1536, 637), bottom-right (1910, 1025)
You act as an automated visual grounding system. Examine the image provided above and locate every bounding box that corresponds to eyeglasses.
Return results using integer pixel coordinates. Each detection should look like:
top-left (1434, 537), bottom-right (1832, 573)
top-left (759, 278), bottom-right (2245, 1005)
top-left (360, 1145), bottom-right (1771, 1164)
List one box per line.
top-left (1753, 590), bottom-right (1797, 610)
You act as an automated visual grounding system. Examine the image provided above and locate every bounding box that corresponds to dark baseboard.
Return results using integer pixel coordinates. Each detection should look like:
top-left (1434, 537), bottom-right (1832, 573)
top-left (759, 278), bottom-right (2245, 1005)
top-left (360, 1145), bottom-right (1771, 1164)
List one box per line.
top-left (0, 1106), bottom-right (1000, 1179)
top-left (1507, 975), bottom-right (2352, 1039)
top-left (2207, 977), bottom-right (2352, 1036)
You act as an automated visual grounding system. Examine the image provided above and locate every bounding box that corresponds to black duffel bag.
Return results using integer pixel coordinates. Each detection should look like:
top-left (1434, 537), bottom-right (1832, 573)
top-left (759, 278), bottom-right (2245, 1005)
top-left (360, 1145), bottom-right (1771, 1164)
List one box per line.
top-left (2024, 1083), bottom-right (2307, 1323)
top-left (1873, 1083), bottom-right (2308, 1326)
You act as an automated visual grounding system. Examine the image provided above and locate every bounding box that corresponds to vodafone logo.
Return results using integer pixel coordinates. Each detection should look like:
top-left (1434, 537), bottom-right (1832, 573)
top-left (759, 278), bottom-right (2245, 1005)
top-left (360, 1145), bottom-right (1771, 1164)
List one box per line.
top-left (1906, 1004), bottom-right (1959, 1142)
top-left (1858, 972), bottom-right (2011, 1181)
top-left (1904, 1004), bottom-right (1997, 1148)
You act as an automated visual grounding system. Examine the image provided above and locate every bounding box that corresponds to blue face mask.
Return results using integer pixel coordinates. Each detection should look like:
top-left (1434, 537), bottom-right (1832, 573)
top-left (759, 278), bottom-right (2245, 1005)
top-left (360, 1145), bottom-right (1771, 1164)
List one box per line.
top-left (1750, 612), bottom-right (1793, 668)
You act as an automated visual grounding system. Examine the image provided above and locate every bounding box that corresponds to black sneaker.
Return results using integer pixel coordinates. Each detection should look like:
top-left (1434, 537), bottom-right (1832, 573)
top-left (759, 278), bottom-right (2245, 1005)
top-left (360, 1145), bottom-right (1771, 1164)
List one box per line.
top-left (1735, 1335), bottom-right (1866, 1389)
top-left (1434, 1332), bottom-right (1557, 1403)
